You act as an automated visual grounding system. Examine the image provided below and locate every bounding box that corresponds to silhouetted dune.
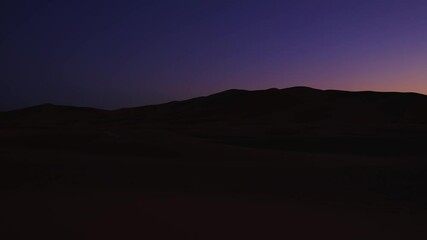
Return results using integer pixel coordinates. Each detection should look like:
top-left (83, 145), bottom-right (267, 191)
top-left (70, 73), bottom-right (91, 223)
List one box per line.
top-left (104, 87), bottom-right (427, 141)
top-left (2, 87), bottom-right (427, 139)
top-left (0, 103), bottom-right (109, 128)
top-left (3, 87), bottom-right (427, 127)
top-left (112, 87), bottom-right (427, 127)
top-left (1, 87), bottom-right (427, 157)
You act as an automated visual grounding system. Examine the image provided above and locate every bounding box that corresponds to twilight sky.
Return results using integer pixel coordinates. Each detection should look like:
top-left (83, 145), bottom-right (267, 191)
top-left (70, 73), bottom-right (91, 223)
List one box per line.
top-left (1, 0), bottom-right (427, 110)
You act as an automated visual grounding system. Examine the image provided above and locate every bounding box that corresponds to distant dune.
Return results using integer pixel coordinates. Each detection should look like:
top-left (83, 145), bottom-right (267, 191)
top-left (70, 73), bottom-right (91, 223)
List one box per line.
top-left (2, 86), bottom-right (427, 136)
top-left (2, 86), bottom-right (427, 156)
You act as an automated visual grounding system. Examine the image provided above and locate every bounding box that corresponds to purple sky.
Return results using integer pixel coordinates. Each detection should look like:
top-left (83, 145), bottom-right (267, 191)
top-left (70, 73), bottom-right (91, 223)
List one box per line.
top-left (1, 0), bottom-right (427, 110)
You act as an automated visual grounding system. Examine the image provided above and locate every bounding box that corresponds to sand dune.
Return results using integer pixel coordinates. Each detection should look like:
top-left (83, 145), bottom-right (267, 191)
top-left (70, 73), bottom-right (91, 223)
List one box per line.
top-left (1, 87), bottom-right (427, 239)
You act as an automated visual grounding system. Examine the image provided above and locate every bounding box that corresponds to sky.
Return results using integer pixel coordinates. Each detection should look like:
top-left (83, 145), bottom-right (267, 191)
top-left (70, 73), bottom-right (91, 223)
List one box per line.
top-left (1, 0), bottom-right (427, 110)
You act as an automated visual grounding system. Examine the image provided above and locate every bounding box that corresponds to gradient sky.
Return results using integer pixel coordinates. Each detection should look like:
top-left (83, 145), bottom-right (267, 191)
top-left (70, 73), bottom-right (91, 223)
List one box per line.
top-left (1, 0), bottom-right (427, 110)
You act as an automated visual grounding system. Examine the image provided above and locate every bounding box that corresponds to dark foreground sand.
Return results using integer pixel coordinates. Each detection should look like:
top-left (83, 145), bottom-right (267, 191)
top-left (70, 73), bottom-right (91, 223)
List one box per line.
top-left (1, 136), bottom-right (427, 240)
top-left (1, 190), bottom-right (426, 240)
